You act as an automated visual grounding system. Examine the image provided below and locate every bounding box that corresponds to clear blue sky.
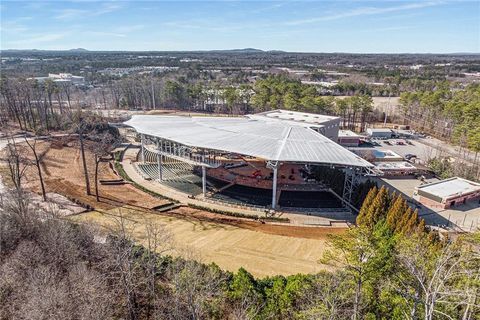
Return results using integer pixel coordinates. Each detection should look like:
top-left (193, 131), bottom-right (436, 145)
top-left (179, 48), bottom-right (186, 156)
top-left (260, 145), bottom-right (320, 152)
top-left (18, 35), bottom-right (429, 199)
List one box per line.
top-left (1, 0), bottom-right (479, 53)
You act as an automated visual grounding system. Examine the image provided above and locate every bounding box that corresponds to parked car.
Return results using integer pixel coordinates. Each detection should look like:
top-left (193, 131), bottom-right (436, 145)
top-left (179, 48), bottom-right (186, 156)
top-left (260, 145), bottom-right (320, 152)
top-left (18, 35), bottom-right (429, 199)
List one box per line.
top-left (405, 153), bottom-right (417, 160)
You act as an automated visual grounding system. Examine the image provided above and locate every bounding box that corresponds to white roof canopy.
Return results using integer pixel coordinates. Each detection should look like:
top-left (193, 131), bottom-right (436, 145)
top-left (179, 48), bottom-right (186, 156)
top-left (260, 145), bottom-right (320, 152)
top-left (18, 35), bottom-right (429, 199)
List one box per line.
top-left (125, 115), bottom-right (373, 168)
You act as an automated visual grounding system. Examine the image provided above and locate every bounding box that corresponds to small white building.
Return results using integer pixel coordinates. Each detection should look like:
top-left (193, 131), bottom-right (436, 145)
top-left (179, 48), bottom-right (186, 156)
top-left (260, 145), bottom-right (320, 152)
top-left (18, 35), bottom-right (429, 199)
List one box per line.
top-left (338, 130), bottom-right (361, 147)
top-left (350, 148), bottom-right (403, 162)
top-left (366, 128), bottom-right (394, 139)
top-left (374, 161), bottom-right (418, 176)
top-left (48, 73), bottom-right (85, 84)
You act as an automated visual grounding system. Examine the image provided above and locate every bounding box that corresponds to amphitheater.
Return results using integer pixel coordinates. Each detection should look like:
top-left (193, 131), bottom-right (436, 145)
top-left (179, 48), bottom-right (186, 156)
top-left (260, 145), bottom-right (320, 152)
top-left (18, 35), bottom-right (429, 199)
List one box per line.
top-left (122, 110), bottom-right (376, 219)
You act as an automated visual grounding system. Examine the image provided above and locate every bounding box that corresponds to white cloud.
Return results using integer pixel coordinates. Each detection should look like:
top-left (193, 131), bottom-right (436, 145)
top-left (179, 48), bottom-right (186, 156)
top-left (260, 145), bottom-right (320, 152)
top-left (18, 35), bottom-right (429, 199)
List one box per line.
top-left (87, 31), bottom-right (126, 37)
top-left (284, 1), bottom-right (444, 26)
top-left (55, 9), bottom-right (88, 20)
top-left (54, 2), bottom-right (123, 20)
top-left (93, 2), bottom-right (124, 16)
top-left (116, 24), bottom-right (145, 33)
top-left (0, 21), bottom-right (29, 33)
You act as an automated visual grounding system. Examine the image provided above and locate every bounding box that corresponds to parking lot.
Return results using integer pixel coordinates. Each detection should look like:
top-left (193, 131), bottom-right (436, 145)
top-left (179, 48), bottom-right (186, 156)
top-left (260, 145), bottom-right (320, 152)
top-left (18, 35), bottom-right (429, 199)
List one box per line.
top-left (358, 138), bottom-right (445, 165)
top-left (350, 134), bottom-right (480, 233)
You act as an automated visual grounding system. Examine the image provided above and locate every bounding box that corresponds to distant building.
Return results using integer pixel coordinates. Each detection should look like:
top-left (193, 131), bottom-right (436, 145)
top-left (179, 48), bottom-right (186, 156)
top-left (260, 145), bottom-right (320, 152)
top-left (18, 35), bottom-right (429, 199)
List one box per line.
top-left (301, 80), bottom-right (338, 88)
top-left (350, 148), bottom-right (403, 162)
top-left (338, 130), bottom-right (361, 147)
top-left (414, 177), bottom-right (480, 209)
top-left (201, 87), bottom-right (254, 110)
top-left (374, 161), bottom-right (418, 176)
top-left (249, 109), bottom-right (341, 140)
top-left (99, 66), bottom-right (178, 76)
top-left (366, 128), bottom-right (394, 139)
top-left (30, 73), bottom-right (85, 85)
top-left (410, 64), bottom-right (423, 70)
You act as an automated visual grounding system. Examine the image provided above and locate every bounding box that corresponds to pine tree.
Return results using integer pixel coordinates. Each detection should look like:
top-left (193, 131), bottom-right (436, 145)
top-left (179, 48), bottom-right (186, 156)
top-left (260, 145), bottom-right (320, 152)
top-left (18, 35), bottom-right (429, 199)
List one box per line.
top-left (386, 194), bottom-right (408, 231)
top-left (416, 218), bottom-right (426, 234)
top-left (356, 187), bottom-right (378, 226)
top-left (363, 186), bottom-right (390, 230)
top-left (401, 209), bottom-right (419, 234)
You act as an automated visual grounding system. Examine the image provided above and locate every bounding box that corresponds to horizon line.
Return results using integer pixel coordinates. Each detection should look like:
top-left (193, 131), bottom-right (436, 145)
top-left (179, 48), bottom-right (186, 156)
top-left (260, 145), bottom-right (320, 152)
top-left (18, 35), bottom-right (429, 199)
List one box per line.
top-left (2, 48), bottom-right (480, 55)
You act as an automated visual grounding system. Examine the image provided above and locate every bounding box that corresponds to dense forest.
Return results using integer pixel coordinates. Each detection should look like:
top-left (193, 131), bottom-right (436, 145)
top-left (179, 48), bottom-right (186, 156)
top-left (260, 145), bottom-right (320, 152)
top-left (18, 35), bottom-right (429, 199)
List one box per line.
top-left (399, 84), bottom-right (480, 180)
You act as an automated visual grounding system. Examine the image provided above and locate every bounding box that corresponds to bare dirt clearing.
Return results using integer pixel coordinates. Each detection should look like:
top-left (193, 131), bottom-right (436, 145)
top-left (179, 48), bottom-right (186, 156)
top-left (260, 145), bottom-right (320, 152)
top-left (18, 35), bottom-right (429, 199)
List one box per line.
top-left (72, 207), bottom-right (331, 277)
top-left (18, 138), bottom-right (169, 211)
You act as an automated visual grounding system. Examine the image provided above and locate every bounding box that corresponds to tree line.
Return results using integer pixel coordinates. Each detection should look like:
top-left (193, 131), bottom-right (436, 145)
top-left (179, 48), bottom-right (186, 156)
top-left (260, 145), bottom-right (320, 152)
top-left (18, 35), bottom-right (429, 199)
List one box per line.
top-left (1, 74), bottom-right (378, 132)
top-left (400, 83), bottom-right (480, 180)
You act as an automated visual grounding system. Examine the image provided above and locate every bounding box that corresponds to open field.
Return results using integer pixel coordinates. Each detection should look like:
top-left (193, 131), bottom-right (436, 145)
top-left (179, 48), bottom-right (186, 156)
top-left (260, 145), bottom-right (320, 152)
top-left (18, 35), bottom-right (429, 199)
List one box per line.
top-left (71, 207), bottom-right (333, 277)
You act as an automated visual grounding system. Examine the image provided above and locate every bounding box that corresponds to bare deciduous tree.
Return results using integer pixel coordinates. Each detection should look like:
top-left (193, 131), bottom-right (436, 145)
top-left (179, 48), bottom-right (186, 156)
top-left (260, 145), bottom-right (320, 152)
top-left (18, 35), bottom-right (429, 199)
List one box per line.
top-left (24, 135), bottom-right (47, 201)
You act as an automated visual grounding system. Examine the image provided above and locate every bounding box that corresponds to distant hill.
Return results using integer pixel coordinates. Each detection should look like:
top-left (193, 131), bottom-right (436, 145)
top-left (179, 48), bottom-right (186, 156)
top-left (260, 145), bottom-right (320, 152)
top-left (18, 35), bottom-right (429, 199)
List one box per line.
top-left (69, 48), bottom-right (89, 52)
top-left (209, 48), bottom-right (265, 53)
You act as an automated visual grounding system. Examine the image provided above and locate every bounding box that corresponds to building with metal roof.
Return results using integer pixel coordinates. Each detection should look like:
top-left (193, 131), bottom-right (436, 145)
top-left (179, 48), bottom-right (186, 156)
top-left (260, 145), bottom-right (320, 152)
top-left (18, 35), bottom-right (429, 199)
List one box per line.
top-left (124, 113), bottom-right (373, 210)
top-left (338, 130), bottom-right (362, 147)
top-left (248, 109), bottom-right (340, 140)
top-left (414, 177), bottom-right (480, 209)
top-left (374, 161), bottom-right (418, 176)
top-left (125, 114), bottom-right (369, 167)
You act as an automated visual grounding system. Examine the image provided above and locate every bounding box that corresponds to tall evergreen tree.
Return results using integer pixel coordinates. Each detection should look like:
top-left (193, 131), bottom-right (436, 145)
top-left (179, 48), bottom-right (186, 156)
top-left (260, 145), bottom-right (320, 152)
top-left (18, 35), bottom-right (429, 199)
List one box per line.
top-left (361, 186), bottom-right (390, 230)
top-left (356, 186), bottom-right (378, 226)
top-left (386, 194), bottom-right (408, 232)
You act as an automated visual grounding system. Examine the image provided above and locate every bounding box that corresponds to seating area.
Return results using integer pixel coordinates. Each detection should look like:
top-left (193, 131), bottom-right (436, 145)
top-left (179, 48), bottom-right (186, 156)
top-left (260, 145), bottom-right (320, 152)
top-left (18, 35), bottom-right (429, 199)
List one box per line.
top-left (135, 151), bottom-right (345, 209)
top-left (136, 162), bottom-right (231, 196)
top-left (278, 190), bottom-right (343, 208)
top-left (213, 184), bottom-right (273, 207)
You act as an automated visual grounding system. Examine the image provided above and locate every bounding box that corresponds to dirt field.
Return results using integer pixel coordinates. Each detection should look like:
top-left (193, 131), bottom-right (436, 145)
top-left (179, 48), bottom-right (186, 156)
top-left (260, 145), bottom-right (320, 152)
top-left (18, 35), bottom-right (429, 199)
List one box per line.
top-left (18, 138), bottom-right (169, 211)
top-left (72, 207), bottom-right (332, 277)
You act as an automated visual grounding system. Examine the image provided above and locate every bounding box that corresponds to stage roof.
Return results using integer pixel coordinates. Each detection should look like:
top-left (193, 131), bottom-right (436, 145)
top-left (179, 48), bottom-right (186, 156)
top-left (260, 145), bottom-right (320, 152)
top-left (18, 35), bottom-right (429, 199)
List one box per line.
top-left (125, 115), bottom-right (373, 167)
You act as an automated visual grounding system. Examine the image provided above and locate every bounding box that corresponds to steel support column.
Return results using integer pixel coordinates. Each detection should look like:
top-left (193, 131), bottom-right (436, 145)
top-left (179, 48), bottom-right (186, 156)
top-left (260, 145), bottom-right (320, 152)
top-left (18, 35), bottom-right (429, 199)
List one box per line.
top-left (272, 166), bottom-right (278, 209)
top-left (342, 168), bottom-right (357, 208)
top-left (267, 161), bottom-right (279, 210)
top-left (157, 141), bottom-right (163, 181)
top-left (202, 166), bottom-right (206, 196)
top-left (140, 134), bottom-right (145, 163)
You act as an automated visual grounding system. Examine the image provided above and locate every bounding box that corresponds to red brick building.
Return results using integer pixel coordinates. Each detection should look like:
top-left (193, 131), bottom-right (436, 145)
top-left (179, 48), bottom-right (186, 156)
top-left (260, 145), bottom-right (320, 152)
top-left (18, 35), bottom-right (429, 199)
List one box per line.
top-left (414, 177), bottom-right (480, 209)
